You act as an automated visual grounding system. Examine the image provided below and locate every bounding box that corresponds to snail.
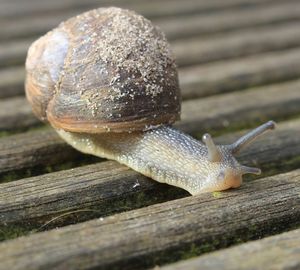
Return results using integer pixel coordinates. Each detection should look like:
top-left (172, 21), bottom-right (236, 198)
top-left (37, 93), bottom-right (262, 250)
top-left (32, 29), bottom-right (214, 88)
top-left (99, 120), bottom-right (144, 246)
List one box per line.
top-left (25, 7), bottom-right (275, 195)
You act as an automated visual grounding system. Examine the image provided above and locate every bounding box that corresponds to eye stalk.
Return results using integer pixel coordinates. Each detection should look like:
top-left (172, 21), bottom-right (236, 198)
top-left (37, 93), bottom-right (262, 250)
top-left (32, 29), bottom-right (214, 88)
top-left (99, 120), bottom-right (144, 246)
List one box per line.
top-left (228, 120), bottom-right (276, 154)
top-left (240, 166), bottom-right (261, 175)
top-left (229, 120), bottom-right (276, 176)
top-left (202, 133), bottom-right (221, 162)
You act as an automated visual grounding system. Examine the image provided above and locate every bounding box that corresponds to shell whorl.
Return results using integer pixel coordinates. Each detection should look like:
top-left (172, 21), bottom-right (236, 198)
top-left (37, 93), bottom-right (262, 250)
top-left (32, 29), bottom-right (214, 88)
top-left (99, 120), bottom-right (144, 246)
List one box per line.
top-left (25, 7), bottom-right (181, 133)
top-left (25, 28), bottom-right (69, 121)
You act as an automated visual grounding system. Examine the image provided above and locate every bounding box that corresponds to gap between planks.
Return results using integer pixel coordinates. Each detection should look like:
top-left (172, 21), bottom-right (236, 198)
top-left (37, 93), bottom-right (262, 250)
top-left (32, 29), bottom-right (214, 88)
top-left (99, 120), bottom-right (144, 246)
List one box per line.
top-left (0, 169), bottom-right (299, 270)
top-left (160, 228), bottom-right (300, 270)
top-left (0, 118), bottom-right (299, 228)
top-left (1, 79), bottom-right (300, 173)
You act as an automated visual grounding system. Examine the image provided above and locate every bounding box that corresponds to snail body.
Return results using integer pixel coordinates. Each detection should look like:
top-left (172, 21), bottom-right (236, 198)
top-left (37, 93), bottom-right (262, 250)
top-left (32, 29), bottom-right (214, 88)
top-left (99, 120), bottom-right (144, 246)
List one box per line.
top-left (25, 7), bottom-right (275, 195)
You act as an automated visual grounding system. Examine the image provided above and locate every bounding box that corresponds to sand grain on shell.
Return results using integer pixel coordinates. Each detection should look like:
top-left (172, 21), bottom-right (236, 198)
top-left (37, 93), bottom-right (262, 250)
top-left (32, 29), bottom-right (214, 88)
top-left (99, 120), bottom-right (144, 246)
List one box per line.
top-left (80, 7), bottom-right (177, 99)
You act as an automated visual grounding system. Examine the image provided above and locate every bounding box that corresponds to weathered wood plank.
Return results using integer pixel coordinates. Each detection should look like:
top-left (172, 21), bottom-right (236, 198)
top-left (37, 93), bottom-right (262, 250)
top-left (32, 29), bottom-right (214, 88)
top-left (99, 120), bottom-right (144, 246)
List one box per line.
top-left (3, 20), bottom-right (300, 70)
top-left (180, 79), bottom-right (300, 133)
top-left (161, 228), bottom-right (300, 270)
top-left (0, 10), bottom-right (83, 42)
top-left (0, 119), bottom-right (299, 228)
top-left (0, 67), bottom-right (24, 99)
top-left (0, 0), bottom-right (112, 19)
top-left (0, 39), bottom-right (31, 68)
top-left (1, 79), bottom-right (300, 173)
top-left (0, 0), bottom-right (287, 19)
top-left (0, 169), bottom-right (299, 270)
top-left (180, 48), bottom-right (300, 98)
top-left (159, 1), bottom-right (300, 40)
top-left (2, 1), bottom-right (300, 42)
top-left (173, 21), bottom-right (300, 67)
top-left (2, 46), bottom-right (300, 100)
top-left (0, 96), bottom-right (38, 131)
top-left (0, 130), bottom-right (79, 174)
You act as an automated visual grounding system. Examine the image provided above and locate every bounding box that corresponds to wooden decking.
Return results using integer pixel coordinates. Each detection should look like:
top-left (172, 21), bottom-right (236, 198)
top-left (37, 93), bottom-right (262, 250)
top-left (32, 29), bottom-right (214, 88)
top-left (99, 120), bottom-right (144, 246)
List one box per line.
top-left (0, 0), bottom-right (299, 269)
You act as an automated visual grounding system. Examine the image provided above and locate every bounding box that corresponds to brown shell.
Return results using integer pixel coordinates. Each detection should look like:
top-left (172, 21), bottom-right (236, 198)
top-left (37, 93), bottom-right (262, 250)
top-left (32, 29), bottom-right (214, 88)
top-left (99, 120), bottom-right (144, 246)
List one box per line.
top-left (25, 7), bottom-right (181, 133)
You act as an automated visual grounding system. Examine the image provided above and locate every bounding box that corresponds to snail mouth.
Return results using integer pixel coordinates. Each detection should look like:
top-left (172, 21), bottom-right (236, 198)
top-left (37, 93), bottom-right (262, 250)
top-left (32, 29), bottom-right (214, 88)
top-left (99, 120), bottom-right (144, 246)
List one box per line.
top-left (197, 169), bottom-right (242, 194)
top-left (220, 169), bottom-right (242, 190)
top-left (226, 172), bottom-right (242, 189)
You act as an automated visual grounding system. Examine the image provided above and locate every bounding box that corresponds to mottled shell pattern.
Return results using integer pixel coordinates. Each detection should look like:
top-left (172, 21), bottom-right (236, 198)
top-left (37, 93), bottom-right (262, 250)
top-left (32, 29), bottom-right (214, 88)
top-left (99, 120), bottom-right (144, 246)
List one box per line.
top-left (25, 7), bottom-right (181, 133)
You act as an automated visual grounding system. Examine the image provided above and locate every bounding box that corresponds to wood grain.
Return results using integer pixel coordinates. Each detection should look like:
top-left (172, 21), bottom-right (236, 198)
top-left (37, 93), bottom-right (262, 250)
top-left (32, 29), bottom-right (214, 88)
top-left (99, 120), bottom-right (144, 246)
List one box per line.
top-left (0, 169), bottom-right (299, 269)
top-left (161, 228), bottom-right (300, 270)
top-left (0, 0), bottom-right (286, 19)
top-left (0, 96), bottom-right (38, 131)
top-left (0, 130), bottom-right (78, 174)
top-left (1, 80), bottom-right (300, 173)
top-left (173, 21), bottom-right (300, 67)
top-left (0, 119), bottom-right (299, 227)
top-left (159, 1), bottom-right (300, 40)
top-left (0, 67), bottom-right (24, 98)
top-left (180, 48), bottom-right (300, 98)
top-left (2, 1), bottom-right (300, 42)
top-left (0, 10), bottom-right (82, 41)
top-left (179, 79), bottom-right (300, 133)
top-left (0, 39), bottom-right (31, 68)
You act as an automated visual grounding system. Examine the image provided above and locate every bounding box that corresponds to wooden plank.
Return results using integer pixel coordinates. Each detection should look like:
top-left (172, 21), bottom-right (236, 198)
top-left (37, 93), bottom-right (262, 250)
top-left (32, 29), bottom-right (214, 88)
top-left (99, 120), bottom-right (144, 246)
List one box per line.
top-left (2, 45), bottom-right (300, 100)
top-left (0, 0), bottom-right (287, 19)
top-left (180, 48), bottom-right (300, 99)
top-left (2, 1), bottom-right (300, 42)
top-left (0, 118), bottom-right (299, 228)
top-left (159, 1), bottom-right (300, 40)
top-left (0, 96), bottom-right (38, 131)
top-left (0, 0), bottom-right (110, 19)
top-left (0, 67), bottom-right (24, 99)
top-left (0, 130), bottom-right (79, 174)
top-left (173, 21), bottom-right (300, 67)
top-left (161, 228), bottom-right (300, 270)
top-left (3, 21), bottom-right (300, 70)
top-left (179, 79), bottom-right (300, 133)
top-left (0, 39), bottom-right (31, 68)
top-left (0, 10), bottom-right (83, 41)
top-left (0, 169), bottom-right (299, 270)
top-left (1, 77), bottom-right (300, 133)
top-left (1, 38), bottom-right (48, 69)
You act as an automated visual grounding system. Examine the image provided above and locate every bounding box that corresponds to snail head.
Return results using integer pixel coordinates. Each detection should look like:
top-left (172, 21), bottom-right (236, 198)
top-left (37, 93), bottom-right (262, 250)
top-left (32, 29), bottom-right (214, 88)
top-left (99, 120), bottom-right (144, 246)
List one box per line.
top-left (201, 121), bottom-right (276, 192)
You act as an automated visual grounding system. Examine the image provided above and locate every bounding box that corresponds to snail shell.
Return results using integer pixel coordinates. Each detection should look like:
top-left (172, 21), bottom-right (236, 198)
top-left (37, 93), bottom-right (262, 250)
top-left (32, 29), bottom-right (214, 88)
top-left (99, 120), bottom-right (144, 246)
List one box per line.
top-left (25, 7), bottom-right (180, 133)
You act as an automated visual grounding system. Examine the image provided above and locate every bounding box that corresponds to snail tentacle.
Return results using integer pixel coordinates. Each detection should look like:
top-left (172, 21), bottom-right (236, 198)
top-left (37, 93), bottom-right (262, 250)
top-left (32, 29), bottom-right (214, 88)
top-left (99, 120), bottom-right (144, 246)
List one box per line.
top-left (240, 165), bottom-right (261, 175)
top-left (228, 121), bottom-right (276, 155)
top-left (202, 133), bottom-right (221, 162)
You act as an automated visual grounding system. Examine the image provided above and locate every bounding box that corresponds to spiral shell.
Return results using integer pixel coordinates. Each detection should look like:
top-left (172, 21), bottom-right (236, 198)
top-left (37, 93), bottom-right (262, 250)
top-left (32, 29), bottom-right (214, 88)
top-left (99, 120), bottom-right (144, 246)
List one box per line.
top-left (25, 7), bottom-right (181, 133)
